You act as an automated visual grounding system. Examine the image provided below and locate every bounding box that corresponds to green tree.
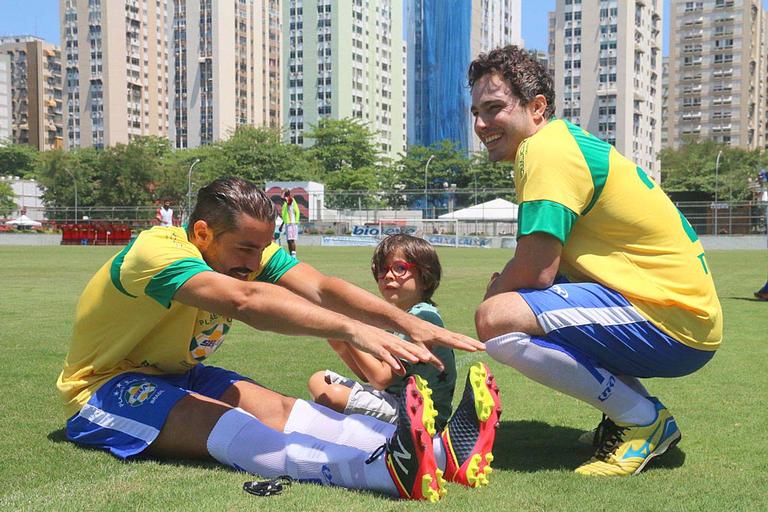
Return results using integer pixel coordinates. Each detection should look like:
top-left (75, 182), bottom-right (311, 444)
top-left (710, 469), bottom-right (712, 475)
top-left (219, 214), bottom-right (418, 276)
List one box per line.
top-left (660, 140), bottom-right (761, 201)
top-left (0, 144), bottom-right (39, 177)
top-left (305, 118), bottom-right (380, 175)
top-left (393, 141), bottom-right (472, 211)
top-left (194, 126), bottom-right (316, 185)
top-left (305, 119), bottom-right (382, 208)
top-left (35, 148), bottom-right (99, 215)
top-left (0, 181), bottom-right (17, 217)
top-left (95, 141), bottom-right (159, 206)
top-left (465, 150), bottom-right (516, 205)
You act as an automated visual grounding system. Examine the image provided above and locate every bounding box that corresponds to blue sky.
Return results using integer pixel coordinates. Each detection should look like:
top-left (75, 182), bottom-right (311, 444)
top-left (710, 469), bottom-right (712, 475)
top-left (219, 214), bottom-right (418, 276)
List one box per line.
top-left (1, 0), bottom-right (768, 57)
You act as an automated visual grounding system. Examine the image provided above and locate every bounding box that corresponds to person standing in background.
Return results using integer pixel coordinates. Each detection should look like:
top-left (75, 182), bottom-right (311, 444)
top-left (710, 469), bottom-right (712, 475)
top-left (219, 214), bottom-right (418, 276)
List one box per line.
top-left (281, 189), bottom-right (300, 258)
top-left (157, 201), bottom-right (174, 227)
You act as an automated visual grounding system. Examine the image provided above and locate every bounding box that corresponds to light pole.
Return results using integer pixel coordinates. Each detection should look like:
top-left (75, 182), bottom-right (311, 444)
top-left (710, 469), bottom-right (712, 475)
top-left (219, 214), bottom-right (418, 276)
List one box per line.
top-left (187, 158), bottom-right (201, 222)
top-left (714, 150), bottom-right (723, 235)
top-left (424, 154), bottom-right (435, 219)
top-left (63, 168), bottom-right (78, 222)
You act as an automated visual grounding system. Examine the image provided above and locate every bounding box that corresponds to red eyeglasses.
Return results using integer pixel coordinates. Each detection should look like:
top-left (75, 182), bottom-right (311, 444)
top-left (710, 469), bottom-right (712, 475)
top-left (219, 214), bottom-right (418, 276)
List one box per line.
top-left (375, 260), bottom-right (417, 279)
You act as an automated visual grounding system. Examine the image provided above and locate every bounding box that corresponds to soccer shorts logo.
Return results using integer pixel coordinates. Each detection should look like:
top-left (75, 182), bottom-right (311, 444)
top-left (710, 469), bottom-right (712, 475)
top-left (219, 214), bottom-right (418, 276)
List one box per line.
top-left (125, 381), bottom-right (157, 407)
top-left (189, 323), bottom-right (230, 361)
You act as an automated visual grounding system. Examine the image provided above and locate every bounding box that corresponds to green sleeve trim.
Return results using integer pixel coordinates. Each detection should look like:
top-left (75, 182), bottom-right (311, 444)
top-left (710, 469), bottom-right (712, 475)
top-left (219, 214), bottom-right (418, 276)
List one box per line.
top-left (517, 200), bottom-right (577, 245)
top-left (110, 237), bottom-right (139, 298)
top-left (255, 247), bottom-right (299, 284)
top-left (636, 166), bottom-right (655, 189)
top-left (145, 258), bottom-right (213, 308)
top-left (564, 120), bottom-right (611, 215)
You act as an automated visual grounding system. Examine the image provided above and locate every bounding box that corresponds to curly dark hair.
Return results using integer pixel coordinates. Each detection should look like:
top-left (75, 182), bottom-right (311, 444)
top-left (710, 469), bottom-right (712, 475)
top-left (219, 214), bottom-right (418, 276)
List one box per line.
top-left (371, 234), bottom-right (442, 305)
top-left (468, 45), bottom-right (555, 118)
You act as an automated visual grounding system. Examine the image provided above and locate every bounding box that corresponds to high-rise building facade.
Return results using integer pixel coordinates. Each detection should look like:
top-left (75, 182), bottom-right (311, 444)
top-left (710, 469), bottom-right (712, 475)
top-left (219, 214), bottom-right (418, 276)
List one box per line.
top-left (547, 10), bottom-right (557, 78)
top-left (283, 0), bottom-right (406, 157)
top-left (61, 0), bottom-right (171, 149)
top-left (0, 54), bottom-right (11, 143)
top-left (170, 0), bottom-right (283, 149)
top-left (0, 36), bottom-right (63, 150)
top-left (551, 0), bottom-right (663, 178)
top-left (667, 0), bottom-right (766, 150)
top-left (661, 56), bottom-right (669, 148)
top-left (406, 0), bottom-right (522, 153)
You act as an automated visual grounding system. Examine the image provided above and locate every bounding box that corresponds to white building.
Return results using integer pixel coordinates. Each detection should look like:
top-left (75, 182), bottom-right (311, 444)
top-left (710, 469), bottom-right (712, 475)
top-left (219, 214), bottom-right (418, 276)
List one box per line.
top-left (550, 0), bottom-right (663, 179)
top-left (667, 0), bottom-right (767, 150)
top-left (60, 0), bottom-right (171, 148)
top-left (170, 0), bottom-right (283, 148)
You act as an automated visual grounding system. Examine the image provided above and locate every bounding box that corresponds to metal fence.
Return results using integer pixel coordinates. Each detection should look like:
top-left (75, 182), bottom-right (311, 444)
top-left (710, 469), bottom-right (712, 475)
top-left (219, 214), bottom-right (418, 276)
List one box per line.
top-left (9, 192), bottom-right (768, 238)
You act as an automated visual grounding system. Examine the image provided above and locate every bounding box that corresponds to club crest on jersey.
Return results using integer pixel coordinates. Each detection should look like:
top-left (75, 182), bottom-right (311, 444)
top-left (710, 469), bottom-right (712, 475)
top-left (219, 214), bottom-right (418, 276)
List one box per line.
top-left (125, 382), bottom-right (157, 407)
top-left (189, 323), bottom-right (230, 361)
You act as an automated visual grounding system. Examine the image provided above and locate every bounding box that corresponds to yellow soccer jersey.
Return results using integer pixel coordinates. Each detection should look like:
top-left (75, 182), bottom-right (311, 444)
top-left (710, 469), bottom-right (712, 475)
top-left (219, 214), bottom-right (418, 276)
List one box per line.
top-left (57, 226), bottom-right (298, 417)
top-left (514, 119), bottom-right (722, 350)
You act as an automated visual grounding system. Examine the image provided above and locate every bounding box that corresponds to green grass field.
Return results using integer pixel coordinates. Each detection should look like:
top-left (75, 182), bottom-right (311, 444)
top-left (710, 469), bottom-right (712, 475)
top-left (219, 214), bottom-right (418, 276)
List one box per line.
top-left (0, 245), bottom-right (767, 511)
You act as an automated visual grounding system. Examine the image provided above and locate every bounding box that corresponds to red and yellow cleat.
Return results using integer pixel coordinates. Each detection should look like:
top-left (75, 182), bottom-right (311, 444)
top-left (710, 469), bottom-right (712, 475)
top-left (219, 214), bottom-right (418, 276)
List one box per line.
top-left (441, 362), bottom-right (502, 487)
top-left (385, 375), bottom-right (447, 502)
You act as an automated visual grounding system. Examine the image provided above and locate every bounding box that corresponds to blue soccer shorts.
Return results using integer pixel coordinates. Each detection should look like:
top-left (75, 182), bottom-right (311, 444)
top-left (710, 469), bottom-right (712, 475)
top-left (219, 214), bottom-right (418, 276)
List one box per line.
top-left (66, 364), bottom-right (250, 459)
top-left (516, 281), bottom-right (715, 379)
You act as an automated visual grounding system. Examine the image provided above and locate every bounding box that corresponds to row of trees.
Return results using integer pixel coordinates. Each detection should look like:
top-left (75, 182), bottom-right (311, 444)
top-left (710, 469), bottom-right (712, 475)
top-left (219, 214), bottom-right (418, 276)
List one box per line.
top-left (1, 119), bottom-right (766, 218)
top-left (0, 119), bottom-right (515, 216)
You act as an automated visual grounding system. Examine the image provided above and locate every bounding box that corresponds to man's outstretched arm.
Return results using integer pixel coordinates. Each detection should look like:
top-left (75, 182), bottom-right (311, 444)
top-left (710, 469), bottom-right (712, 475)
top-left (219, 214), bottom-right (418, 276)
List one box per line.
top-left (174, 271), bottom-right (445, 373)
top-left (275, 262), bottom-right (484, 353)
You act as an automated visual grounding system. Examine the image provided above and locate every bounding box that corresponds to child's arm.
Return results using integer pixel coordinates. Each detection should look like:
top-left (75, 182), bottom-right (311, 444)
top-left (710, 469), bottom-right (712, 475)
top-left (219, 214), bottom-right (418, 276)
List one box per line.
top-left (328, 339), bottom-right (396, 390)
top-left (346, 346), bottom-right (397, 390)
top-left (327, 339), bottom-right (369, 382)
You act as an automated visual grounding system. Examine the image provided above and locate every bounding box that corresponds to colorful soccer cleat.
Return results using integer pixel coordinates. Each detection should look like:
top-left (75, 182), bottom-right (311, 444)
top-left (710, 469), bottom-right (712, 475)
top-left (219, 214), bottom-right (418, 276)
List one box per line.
top-left (383, 375), bottom-right (447, 502)
top-left (578, 397), bottom-right (664, 447)
top-left (441, 362), bottom-right (502, 487)
top-left (575, 401), bottom-right (681, 476)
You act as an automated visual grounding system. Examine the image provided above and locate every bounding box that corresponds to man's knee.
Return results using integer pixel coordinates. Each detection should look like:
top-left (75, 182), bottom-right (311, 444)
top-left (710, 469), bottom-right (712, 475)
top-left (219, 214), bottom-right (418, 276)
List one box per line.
top-left (475, 292), bottom-right (542, 341)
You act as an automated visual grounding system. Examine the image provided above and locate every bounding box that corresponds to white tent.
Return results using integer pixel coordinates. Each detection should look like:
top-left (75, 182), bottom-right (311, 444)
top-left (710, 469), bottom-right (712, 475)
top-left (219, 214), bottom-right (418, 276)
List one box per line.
top-left (439, 198), bottom-right (518, 221)
top-left (5, 214), bottom-right (42, 227)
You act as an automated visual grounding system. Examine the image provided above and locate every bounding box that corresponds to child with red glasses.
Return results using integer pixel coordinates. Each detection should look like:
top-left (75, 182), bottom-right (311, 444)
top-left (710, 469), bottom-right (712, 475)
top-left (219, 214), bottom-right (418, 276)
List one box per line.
top-left (307, 234), bottom-right (457, 430)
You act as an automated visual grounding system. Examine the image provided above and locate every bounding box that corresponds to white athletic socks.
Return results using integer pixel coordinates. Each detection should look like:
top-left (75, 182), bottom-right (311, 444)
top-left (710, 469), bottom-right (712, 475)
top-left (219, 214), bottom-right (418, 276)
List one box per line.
top-left (207, 407), bottom-right (396, 495)
top-left (283, 399), bottom-right (395, 452)
top-left (486, 332), bottom-right (657, 425)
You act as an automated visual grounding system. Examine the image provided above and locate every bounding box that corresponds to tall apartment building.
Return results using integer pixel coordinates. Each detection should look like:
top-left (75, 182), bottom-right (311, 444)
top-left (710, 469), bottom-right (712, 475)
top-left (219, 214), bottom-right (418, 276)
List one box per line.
top-left (661, 56), bottom-right (669, 148)
top-left (0, 54), bottom-right (11, 143)
top-left (551, 0), bottom-right (663, 178)
top-left (61, 0), bottom-right (171, 149)
top-left (667, 0), bottom-right (766, 150)
top-left (0, 36), bottom-right (63, 150)
top-left (548, 11), bottom-right (557, 78)
top-left (406, 0), bottom-right (522, 152)
top-left (170, 0), bottom-right (282, 149)
top-left (283, 0), bottom-right (406, 157)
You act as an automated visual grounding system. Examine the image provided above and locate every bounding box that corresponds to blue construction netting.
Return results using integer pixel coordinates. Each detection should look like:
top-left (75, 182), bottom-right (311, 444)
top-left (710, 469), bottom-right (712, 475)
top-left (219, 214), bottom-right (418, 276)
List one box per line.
top-left (410, 0), bottom-right (473, 152)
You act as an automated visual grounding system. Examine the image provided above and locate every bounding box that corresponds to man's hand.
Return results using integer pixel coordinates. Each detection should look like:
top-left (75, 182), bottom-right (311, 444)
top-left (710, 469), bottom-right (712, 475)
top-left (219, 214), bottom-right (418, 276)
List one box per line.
top-left (346, 322), bottom-right (446, 374)
top-left (485, 271), bottom-right (502, 299)
top-left (400, 316), bottom-right (485, 353)
top-left (483, 233), bottom-right (563, 299)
